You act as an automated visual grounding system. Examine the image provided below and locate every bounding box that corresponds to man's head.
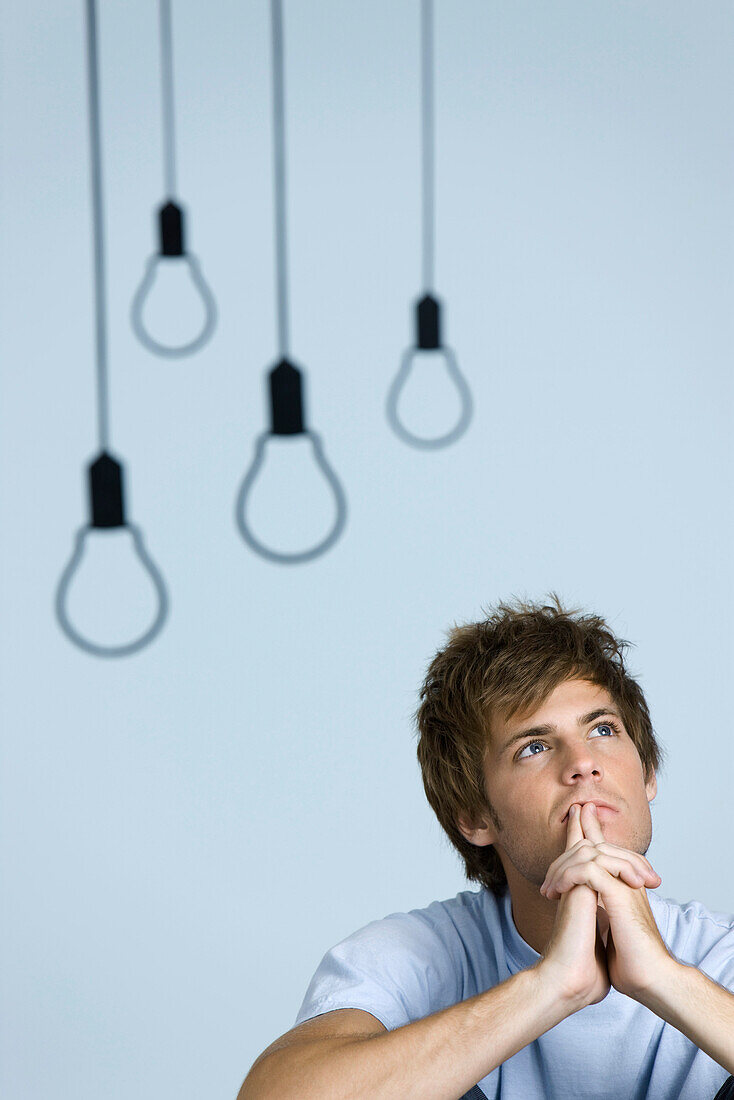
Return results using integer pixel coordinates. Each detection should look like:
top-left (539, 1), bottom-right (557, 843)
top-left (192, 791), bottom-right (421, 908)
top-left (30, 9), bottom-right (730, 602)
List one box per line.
top-left (414, 592), bottom-right (667, 897)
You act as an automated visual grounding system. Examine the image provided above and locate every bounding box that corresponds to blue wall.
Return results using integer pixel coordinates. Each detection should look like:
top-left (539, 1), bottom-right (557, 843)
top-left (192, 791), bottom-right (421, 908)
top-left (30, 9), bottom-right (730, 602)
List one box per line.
top-left (2, 2), bottom-right (732, 1097)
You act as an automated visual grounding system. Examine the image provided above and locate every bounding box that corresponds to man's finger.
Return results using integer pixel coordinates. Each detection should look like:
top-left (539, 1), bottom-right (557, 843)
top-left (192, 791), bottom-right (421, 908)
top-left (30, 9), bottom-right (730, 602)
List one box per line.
top-left (565, 803), bottom-right (584, 849)
top-left (579, 800), bottom-right (605, 840)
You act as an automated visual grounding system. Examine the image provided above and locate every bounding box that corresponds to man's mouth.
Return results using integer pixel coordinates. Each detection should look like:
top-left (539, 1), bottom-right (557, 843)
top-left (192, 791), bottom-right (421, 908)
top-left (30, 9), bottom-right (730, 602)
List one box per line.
top-left (561, 800), bottom-right (616, 822)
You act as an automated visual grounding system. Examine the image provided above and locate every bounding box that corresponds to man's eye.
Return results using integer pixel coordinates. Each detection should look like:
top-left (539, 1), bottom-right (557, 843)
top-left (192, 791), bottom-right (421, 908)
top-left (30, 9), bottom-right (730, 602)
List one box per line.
top-left (516, 721), bottom-right (619, 761)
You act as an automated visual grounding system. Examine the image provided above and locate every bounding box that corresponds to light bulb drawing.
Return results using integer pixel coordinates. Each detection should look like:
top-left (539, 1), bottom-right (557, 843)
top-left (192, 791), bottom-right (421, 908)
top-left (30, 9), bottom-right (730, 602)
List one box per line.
top-left (56, 455), bottom-right (169, 658)
top-left (387, 292), bottom-right (472, 449)
top-left (386, 0), bottom-right (473, 449)
top-left (235, 361), bottom-right (347, 564)
top-left (234, 0), bottom-right (347, 564)
top-left (55, 0), bottom-right (169, 658)
top-left (130, 0), bottom-right (216, 357)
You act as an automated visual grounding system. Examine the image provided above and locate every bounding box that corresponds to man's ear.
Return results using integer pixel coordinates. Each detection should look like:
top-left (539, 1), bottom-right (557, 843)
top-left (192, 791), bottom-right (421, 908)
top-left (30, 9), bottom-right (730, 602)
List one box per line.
top-left (457, 813), bottom-right (496, 848)
top-left (646, 768), bottom-right (658, 804)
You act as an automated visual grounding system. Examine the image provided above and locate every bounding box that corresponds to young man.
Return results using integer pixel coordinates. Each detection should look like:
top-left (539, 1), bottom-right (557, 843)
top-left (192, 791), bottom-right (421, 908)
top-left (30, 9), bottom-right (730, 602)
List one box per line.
top-left (239, 594), bottom-right (734, 1099)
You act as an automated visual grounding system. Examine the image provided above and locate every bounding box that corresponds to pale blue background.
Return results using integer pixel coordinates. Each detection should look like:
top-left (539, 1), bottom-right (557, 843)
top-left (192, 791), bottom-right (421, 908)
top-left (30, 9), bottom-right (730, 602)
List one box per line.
top-left (1, 2), bottom-right (733, 1098)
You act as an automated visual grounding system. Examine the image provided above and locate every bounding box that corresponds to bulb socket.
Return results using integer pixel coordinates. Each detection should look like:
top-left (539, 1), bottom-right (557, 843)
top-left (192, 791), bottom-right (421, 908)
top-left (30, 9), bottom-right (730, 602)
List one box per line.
top-left (88, 451), bottom-right (126, 528)
top-left (269, 358), bottom-right (305, 435)
top-left (416, 294), bottom-right (441, 349)
top-left (158, 200), bottom-right (185, 256)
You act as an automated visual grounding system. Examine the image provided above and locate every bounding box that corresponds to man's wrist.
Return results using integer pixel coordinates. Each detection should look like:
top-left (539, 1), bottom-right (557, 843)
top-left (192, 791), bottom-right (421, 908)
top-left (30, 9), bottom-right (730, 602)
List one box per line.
top-left (631, 958), bottom-right (734, 1077)
top-left (532, 959), bottom-right (591, 1013)
top-left (629, 953), bottom-right (683, 1007)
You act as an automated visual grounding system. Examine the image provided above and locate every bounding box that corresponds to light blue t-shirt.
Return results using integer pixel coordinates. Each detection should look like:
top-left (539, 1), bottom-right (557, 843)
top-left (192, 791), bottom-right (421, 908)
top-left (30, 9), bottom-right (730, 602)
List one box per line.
top-left (294, 886), bottom-right (734, 1099)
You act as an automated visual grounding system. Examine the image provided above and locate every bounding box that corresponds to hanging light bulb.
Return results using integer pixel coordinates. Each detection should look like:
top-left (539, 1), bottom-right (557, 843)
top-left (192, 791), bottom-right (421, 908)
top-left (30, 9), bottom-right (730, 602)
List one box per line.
top-left (56, 453), bottom-right (168, 657)
top-left (235, 360), bottom-right (347, 564)
top-left (130, 0), bottom-right (217, 357)
top-left (386, 0), bottom-right (473, 448)
top-left (55, 0), bottom-right (170, 657)
top-left (234, 0), bottom-right (347, 565)
top-left (131, 199), bottom-right (217, 356)
top-left (387, 292), bottom-right (472, 448)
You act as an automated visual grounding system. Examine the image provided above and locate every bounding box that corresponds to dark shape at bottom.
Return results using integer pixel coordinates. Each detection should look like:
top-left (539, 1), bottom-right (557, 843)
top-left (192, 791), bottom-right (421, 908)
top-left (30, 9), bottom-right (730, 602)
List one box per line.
top-left (714, 1075), bottom-right (734, 1100)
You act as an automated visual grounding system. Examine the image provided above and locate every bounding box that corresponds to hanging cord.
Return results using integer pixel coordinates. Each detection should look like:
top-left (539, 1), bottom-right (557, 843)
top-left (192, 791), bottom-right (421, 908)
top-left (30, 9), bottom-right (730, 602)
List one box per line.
top-left (421, 0), bottom-right (435, 293)
top-left (159, 0), bottom-right (178, 198)
top-left (129, 0), bottom-right (217, 357)
top-left (55, 0), bottom-right (170, 659)
top-left (234, 0), bottom-right (348, 564)
top-left (271, 0), bottom-right (290, 359)
top-left (85, 0), bottom-right (110, 452)
top-left (384, 0), bottom-right (473, 449)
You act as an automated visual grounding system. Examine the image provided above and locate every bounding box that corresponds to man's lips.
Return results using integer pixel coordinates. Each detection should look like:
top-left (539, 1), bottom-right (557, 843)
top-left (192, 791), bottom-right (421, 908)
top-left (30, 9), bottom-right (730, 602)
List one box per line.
top-left (561, 800), bottom-right (617, 822)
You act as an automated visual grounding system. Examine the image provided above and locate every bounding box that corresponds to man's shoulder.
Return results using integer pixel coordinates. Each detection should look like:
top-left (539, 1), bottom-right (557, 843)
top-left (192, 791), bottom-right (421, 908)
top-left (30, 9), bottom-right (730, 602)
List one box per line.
top-left (652, 892), bottom-right (734, 977)
top-left (293, 888), bottom-right (497, 1030)
top-left (340, 886), bottom-right (491, 948)
top-left (652, 891), bottom-right (734, 931)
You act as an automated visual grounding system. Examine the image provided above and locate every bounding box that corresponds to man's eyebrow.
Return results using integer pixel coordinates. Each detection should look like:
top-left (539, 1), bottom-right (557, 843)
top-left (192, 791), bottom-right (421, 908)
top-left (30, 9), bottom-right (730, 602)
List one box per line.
top-left (499, 707), bottom-right (623, 757)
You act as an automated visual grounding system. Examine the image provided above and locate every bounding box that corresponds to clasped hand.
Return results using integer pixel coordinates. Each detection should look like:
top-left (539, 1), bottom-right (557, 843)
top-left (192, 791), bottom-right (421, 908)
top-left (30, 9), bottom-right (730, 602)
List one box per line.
top-left (540, 801), bottom-right (673, 998)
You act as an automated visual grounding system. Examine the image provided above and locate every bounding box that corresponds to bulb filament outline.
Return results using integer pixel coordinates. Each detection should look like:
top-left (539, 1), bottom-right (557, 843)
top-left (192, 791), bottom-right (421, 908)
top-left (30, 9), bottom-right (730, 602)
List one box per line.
top-left (235, 429), bottom-right (348, 565)
top-left (386, 341), bottom-right (473, 450)
top-left (55, 522), bottom-right (169, 658)
top-left (131, 251), bottom-right (217, 358)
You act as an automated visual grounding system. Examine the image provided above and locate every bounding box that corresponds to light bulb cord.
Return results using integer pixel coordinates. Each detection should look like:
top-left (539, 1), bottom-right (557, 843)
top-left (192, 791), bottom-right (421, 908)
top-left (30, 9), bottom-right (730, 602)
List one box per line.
top-left (85, 0), bottom-right (110, 453)
top-left (271, 0), bottom-right (290, 359)
top-left (159, 0), bottom-right (178, 198)
top-left (421, 0), bottom-right (435, 294)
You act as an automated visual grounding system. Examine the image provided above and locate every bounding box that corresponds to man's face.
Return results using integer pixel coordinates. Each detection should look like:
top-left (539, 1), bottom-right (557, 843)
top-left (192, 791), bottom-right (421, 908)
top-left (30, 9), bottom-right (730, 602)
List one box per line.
top-left (457, 676), bottom-right (658, 894)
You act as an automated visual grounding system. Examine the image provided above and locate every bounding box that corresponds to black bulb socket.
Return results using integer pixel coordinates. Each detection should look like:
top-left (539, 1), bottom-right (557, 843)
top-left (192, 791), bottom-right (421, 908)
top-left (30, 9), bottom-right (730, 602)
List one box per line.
top-left (88, 451), bottom-right (126, 528)
top-left (269, 358), bottom-right (306, 435)
top-left (158, 200), bottom-right (185, 256)
top-left (416, 294), bottom-right (442, 349)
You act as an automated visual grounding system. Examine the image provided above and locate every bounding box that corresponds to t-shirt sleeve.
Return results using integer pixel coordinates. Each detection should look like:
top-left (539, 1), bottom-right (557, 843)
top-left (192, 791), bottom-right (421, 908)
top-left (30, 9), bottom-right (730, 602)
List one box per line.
top-left (293, 911), bottom-right (461, 1032)
top-left (665, 896), bottom-right (734, 992)
top-left (696, 923), bottom-right (734, 993)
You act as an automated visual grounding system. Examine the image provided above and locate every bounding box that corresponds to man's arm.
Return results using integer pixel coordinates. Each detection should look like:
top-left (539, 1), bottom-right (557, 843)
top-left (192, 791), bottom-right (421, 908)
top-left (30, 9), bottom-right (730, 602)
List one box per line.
top-left (635, 959), bottom-right (734, 1077)
top-left (240, 961), bottom-right (584, 1100)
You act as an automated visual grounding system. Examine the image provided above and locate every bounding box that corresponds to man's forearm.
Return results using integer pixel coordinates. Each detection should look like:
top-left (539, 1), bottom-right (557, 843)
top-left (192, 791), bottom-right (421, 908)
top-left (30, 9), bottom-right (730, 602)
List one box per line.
top-left (242, 962), bottom-right (583, 1100)
top-left (636, 959), bottom-right (734, 1077)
